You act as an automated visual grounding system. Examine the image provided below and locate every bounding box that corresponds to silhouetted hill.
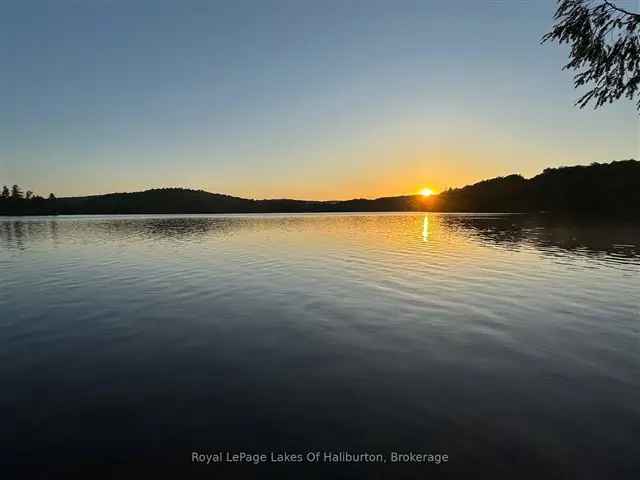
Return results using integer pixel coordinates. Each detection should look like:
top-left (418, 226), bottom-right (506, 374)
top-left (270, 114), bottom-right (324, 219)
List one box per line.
top-left (438, 159), bottom-right (639, 214)
top-left (2, 160), bottom-right (638, 216)
top-left (53, 189), bottom-right (425, 214)
top-left (57, 188), bottom-right (257, 214)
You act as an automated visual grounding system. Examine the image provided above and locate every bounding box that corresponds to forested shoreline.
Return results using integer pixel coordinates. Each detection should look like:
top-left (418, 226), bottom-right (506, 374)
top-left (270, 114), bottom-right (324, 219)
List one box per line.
top-left (0, 185), bottom-right (57, 215)
top-left (2, 160), bottom-right (638, 216)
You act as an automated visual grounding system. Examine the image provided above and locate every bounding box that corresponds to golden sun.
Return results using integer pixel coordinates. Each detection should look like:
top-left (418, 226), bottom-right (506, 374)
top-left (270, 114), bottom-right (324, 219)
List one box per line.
top-left (419, 188), bottom-right (434, 197)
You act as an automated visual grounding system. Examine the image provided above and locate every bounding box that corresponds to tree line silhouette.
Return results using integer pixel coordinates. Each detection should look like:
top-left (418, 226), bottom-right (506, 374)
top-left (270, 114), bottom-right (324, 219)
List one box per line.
top-left (0, 185), bottom-right (57, 215)
top-left (436, 159), bottom-right (639, 214)
top-left (1, 160), bottom-right (638, 217)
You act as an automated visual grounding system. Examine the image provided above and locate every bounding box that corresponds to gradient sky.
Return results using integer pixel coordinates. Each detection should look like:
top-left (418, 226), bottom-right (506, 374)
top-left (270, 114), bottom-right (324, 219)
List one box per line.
top-left (2, 0), bottom-right (638, 199)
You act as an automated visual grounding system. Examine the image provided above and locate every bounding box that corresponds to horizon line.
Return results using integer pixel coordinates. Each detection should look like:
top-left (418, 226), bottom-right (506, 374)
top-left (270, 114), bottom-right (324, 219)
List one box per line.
top-left (54, 158), bottom-right (638, 202)
top-left (4, 158), bottom-right (636, 203)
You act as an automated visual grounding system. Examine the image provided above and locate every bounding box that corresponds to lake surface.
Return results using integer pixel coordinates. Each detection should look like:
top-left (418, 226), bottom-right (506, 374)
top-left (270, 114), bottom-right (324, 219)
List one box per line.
top-left (1, 213), bottom-right (639, 478)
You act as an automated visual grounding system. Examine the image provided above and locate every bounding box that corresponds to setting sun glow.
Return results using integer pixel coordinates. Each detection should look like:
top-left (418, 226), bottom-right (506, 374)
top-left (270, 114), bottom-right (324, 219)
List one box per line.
top-left (419, 188), bottom-right (434, 197)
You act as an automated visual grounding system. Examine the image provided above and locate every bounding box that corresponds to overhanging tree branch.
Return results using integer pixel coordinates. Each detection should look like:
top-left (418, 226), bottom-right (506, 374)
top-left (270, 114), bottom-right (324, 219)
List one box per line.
top-left (603, 1), bottom-right (640, 20)
top-left (543, 0), bottom-right (640, 111)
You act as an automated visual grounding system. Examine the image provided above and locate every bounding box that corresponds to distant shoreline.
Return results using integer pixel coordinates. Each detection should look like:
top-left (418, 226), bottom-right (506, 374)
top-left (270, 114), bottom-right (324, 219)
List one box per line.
top-left (1, 211), bottom-right (528, 217)
top-left (2, 160), bottom-right (637, 217)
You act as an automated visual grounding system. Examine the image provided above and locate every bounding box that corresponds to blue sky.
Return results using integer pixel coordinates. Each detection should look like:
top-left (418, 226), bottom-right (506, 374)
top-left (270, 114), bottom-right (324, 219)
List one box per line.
top-left (1, 0), bottom-right (637, 199)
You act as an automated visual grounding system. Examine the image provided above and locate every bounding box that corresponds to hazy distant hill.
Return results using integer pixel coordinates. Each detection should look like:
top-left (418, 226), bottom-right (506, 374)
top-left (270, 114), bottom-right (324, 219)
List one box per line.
top-left (55, 188), bottom-right (425, 214)
top-left (2, 160), bottom-right (638, 216)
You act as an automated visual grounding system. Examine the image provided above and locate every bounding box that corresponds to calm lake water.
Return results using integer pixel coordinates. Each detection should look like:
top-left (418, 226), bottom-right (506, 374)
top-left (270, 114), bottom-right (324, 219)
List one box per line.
top-left (1, 213), bottom-right (639, 478)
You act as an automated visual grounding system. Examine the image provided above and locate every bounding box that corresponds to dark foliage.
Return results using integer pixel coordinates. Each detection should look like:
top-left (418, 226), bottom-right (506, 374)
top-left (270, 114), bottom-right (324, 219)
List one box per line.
top-left (543, 0), bottom-right (640, 110)
top-left (438, 159), bottom-right (639, 215)
top-left (0, 185), bottom-right (57, 215)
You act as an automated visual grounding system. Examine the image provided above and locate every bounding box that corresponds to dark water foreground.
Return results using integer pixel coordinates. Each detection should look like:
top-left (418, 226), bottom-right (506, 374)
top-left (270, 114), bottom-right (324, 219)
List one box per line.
top-left (1, 213), bottom-right (639, 479)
